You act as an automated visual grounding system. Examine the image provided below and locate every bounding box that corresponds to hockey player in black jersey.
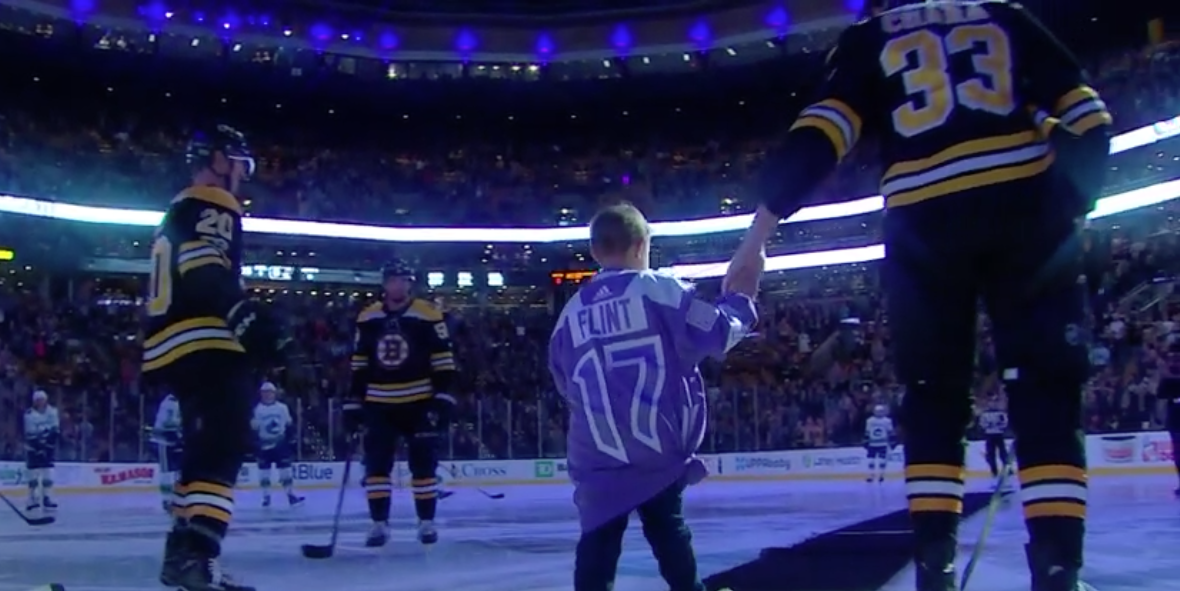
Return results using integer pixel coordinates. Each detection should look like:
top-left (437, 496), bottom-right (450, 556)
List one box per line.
top-left (978, 393), bottom-right (1013, 489)
top-left (144, 125), bottom-right (288, 591)
top-left (342, 260), bottom-right (458, 548)
top-left (725, 1), bottom-right (1111, 590)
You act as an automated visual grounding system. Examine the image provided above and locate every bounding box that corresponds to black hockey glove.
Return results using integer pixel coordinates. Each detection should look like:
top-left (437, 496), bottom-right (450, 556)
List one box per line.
top-left (434, 393), bottom-right (457, 426)
top-left (228, 300), bottom-right (290, 368)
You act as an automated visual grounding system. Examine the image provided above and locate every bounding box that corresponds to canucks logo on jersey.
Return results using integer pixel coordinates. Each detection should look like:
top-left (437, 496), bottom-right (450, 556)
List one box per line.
top-left (865, 416), bottom-right (894, 447)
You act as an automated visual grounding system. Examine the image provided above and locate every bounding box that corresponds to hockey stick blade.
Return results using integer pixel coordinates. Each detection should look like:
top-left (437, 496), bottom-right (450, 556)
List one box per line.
top-left (0, 491), bottom-right (55, 526)
top-left (301, 438), bottom-right (356, 560)
top-left (476, 488), bottom-right (505, 500)
top-left (300, 543), bottom-right (335, 559)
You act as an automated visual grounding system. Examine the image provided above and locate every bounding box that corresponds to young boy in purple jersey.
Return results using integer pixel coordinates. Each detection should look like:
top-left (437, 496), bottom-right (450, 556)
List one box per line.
top-left (548, 202), bottom-right (762, 591)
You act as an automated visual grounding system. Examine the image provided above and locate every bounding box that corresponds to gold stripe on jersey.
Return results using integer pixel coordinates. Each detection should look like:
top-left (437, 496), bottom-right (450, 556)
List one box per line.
top-left (1053, 85), bottom-right (1113, 135)
top-left (351, 354), bottom-right (369, 370)
top-left (431, 351), bottom-right (457, 372)
top-left (789, 99), bottom-right (863, 161)
top-left (176, 240), bottom-right (231, 275)
top-left (881, 131), bottom-right (1053, 209)
top-left (365, 378), bottom-right (433, 404)
top-left (143, 317), bottom-right (245, 372)
top-left (171, 185), bottom-right (243, 215)
top-left (1030, 109), bottom-right (1060, 139)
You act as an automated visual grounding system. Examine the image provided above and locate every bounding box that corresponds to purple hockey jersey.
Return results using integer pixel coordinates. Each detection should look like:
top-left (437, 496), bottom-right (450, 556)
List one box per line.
top-left (548, 269), bottom-right (758, 532)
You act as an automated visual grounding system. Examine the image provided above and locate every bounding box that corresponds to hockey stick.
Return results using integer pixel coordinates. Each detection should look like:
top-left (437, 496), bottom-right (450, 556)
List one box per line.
top-left (959, 441), bottom-right (1017, 591)
top-left (0, 490), bottom-right (55, 526)
top-left (474, 487), bottom-right (505, 500)
top-left (301, 443), bottom-right (355, 559)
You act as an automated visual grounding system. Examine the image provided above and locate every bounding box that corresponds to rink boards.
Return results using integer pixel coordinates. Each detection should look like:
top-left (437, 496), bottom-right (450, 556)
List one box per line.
top-left (0, 430), bottom-right (1168, 494)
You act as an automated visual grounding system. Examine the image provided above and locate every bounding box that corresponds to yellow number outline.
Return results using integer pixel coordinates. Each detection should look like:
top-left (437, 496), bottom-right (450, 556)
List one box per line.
top-left (147, 237), bottom-right (173, 317)
top-left (881, 24), bottom-right (1015, 138)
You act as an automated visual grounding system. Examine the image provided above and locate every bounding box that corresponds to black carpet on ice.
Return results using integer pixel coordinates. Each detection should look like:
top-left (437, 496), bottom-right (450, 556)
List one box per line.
top-left (704, 491), bottom-right (999, 591)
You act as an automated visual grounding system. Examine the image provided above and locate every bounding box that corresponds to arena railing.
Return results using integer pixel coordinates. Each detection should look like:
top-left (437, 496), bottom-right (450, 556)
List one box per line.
top-left (0, 114), bottom-right (1176, 279)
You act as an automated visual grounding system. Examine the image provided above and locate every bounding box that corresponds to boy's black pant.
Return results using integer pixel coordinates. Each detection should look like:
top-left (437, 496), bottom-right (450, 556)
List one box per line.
top-left (574, 479), bottom-right (703, 591)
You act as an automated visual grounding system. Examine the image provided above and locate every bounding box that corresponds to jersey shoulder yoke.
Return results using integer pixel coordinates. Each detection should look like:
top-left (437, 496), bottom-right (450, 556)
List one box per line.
top-left (171, 185), bottom-right (243, 215)
top-left (407, 299), bottom-right (444, 322)
top-left (357, 301), bottom-right (385, 323)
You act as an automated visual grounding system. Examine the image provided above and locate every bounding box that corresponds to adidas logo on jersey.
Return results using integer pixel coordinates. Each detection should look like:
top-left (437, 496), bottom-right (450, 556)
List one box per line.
top-left (592, 286), bottom-right (613, 302)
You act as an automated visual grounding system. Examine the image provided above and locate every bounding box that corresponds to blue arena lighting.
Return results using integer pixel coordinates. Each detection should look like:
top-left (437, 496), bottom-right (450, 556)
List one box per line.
top-left (310, 23), bottom-right (332, 42)
top-left (536, 33), bottom-right (554, 59)
top-left (142, 1), bottom-right (167, 21)
top-left (764, 6), bottom-right (790, 32)
top-left (610, 24), bottom-right (632, 52)
top-left (689, 20), bottom-right (711, 47)
top-left (378, 31), bottom-right (398, 50)
top-left (456, 30), bottom-right (478, 53)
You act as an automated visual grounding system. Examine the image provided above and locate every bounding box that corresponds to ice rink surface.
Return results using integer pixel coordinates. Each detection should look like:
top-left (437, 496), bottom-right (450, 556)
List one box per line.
top-left (1, 474), bottom-right (1177, 591)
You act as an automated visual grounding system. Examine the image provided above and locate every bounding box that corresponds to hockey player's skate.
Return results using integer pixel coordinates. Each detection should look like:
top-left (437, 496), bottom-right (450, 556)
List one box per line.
top-left (914, 544), bottom-right (956, 591)
top-left (1025, 543), bottom-right (1098, 591)
top-left (26, 500), bottom-right (39, 512)
top-left (417, 520), bottom-right (438, 545)
top-left (174, 554), bottom-right (255, 591)
top-left (159, 528), bottom-right (185, 587)
top-left (287, 493), bottom-right (305, 507)
top-left (438, 490), bottom-right (455, 500)
top-left (261, 494), bottom-right (271, 508)
top-left (42, 497), bottom-right (58, 510)
top-left (365, 522), bottom-right (389, 548)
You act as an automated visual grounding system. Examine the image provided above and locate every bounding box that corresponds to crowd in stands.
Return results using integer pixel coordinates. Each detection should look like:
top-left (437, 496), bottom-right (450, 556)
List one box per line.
top-left (2, 39), bottom-right (1180, 465)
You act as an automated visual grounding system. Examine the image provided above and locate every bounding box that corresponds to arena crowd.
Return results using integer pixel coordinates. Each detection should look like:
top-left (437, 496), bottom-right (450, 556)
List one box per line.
top-left (1, 40), bottom-right (1180, 465)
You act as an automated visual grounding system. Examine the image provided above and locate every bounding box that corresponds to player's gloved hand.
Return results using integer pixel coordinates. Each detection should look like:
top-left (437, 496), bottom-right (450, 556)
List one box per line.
top-left (228, 300), bottom-right (289, 367)
top-left (434, 393), bottom-right (457, 426)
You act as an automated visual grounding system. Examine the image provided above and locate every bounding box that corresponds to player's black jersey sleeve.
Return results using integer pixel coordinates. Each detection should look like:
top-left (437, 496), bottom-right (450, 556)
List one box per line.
top-left (760, 23), bottom-right (876, 219)
top-left (142, 186), bottom-right (247, 373)
top-left (993, 2), bottom-right (1112, 211)
top-left (993, 2), bottom-right (1112, 136)
top-left (420, 303), bottom-right (457, 395)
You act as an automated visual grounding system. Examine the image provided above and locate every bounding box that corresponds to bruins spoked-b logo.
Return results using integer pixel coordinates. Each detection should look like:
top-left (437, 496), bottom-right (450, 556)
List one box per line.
top-left (376, 333), bottom-right (410, 368)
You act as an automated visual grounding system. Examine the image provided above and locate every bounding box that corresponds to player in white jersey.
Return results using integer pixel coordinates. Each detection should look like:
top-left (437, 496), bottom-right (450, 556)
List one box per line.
top-left (152, 393), bottom-right (184, 513)
top-left (864, 405), bottom-right (894, 483)
top-left (24, 390), bottom-right (60, 511)
top-left (251, 382), bottom-right (304, 507)
top-left (977, 396), bottom-right (1013, 489)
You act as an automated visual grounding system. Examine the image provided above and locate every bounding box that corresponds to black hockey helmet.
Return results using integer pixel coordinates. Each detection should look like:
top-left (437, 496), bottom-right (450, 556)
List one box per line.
top-left (382, 259), bottom-right (416, 282)
top-left (187, 124), bottom-right (256, 178)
